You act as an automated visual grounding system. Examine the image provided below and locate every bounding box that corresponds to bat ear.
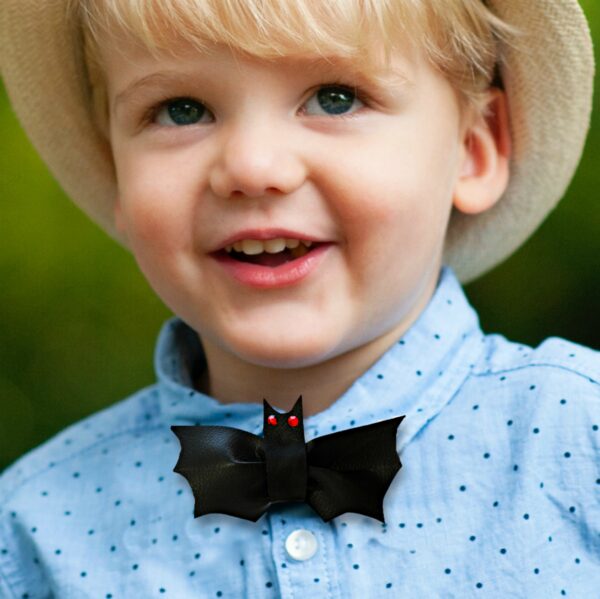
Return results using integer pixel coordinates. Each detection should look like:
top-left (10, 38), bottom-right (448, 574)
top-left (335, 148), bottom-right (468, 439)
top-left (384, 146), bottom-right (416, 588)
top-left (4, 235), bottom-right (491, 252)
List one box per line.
top-left (263, 398), bottom-right (274, 414)
top-left (291, 396), bottom-right (303, 417)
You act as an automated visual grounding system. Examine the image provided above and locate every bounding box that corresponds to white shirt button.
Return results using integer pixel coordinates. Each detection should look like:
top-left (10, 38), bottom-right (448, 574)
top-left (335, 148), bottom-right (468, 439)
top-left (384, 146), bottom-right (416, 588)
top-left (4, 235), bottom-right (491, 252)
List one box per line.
top-left (285, 529), bottom-right (318, 561)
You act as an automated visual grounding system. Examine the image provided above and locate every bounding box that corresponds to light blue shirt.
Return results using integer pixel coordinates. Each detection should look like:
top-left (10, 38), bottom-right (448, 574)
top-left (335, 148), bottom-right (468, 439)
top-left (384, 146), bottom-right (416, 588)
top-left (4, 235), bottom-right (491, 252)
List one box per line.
top-left (1, 266), bottom-right (599, 598)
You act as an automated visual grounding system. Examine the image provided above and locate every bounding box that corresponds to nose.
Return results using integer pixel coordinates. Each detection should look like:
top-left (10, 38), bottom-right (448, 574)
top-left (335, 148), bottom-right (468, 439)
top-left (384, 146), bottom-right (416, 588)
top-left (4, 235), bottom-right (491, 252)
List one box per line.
top-left (209, 116), bottom-right (307, 199)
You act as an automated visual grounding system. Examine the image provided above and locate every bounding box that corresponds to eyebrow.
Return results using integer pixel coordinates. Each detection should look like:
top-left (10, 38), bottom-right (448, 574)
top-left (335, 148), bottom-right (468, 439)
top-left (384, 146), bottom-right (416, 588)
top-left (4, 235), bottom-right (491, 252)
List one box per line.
top-left (113, 57), bottom-right (410, 112)
top-left (302, 56), bottom-right (410, 90)
top-left (114, 71), bottom-right (196, 112)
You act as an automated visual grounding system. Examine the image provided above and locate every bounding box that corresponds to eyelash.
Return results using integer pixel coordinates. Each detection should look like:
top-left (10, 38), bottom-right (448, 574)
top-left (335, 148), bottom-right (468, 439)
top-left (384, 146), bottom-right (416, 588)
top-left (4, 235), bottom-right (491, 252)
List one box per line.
top-left (140, 82), bottom-right (373, 128)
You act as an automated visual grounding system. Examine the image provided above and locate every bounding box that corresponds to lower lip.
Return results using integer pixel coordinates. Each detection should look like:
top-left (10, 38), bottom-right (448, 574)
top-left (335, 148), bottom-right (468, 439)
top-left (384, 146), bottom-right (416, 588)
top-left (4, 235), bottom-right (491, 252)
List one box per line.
top-left (211, 243), bottom-right (333, 289)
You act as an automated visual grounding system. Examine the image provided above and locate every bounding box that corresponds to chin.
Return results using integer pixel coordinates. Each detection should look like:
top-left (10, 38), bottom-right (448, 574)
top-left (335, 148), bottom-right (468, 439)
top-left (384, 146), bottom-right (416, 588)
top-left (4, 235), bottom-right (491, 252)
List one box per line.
top-left (230, 334), bottom-right (340, 370)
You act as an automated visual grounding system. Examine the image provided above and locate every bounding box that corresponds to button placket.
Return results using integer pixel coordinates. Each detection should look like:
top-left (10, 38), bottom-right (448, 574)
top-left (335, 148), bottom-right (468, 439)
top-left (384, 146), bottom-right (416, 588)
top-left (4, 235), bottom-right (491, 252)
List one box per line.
top-left (285, 529), bottom-right (318, 561)
top-left (269, 508), bottom-right (344, 599)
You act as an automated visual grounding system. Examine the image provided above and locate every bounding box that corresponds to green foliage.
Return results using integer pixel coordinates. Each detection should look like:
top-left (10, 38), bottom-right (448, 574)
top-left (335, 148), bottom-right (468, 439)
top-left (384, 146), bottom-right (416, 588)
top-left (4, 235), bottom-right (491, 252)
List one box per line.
top-left (1, 4), bottom-right (599, 470)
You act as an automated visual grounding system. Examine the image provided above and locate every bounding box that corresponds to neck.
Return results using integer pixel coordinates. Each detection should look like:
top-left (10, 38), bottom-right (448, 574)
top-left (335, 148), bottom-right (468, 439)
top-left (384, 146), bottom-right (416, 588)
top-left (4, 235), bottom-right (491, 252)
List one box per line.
top-left (195, 274), bottom-right (438, 418)
top-left (197, 337), bottom-right (387, 418)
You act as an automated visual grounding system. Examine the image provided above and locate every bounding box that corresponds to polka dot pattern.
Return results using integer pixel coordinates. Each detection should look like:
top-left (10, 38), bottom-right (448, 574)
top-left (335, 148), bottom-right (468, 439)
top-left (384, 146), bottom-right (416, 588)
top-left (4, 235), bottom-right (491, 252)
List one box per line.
top-left (0, 267), bottom-right (598, 598)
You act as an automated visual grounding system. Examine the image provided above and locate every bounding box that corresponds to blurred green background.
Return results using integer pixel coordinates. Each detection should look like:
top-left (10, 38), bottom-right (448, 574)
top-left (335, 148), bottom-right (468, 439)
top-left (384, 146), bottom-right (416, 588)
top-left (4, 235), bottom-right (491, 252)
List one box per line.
top-left (1, 2), bottom-right (599, 471)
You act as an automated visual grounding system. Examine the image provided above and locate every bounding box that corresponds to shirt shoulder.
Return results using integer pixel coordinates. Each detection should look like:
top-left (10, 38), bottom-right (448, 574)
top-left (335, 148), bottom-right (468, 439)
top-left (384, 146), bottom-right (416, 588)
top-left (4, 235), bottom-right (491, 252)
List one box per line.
top-left (464, 333), bottom-right (599, 452)
top-left (458, 333), bottom-right (599, 496)
top-left (0, 382), bottom-right (190, 599)
top-left (0, 384), bottom-right (162, 508)
top-left (474, 332), bottom-right (599, 387)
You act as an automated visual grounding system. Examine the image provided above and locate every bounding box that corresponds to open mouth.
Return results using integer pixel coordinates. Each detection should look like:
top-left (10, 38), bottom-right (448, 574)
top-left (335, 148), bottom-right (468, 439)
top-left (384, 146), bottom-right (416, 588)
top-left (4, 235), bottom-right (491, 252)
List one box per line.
top-left (217, 240), bottom-right (322, 268)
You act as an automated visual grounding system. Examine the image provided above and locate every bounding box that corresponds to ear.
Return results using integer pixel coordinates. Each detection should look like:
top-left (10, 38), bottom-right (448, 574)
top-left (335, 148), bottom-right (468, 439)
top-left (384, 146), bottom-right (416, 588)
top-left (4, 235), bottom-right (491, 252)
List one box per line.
top-left (291, 396), bottom-right (303, 416)
top-left (453, 89), bottom-right (512, 215)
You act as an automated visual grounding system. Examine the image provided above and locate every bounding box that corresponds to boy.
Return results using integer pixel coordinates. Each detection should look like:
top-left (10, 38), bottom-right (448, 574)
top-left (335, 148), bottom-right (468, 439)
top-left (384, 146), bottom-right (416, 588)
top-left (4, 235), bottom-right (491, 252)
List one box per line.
top-left (0, 0), bottom-right (597, 597)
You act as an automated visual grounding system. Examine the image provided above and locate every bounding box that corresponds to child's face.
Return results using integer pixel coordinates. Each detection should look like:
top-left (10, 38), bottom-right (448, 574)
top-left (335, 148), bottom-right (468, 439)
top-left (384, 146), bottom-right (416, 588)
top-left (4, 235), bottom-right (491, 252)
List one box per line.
top-left (103, 33), bottom-right (475, 370)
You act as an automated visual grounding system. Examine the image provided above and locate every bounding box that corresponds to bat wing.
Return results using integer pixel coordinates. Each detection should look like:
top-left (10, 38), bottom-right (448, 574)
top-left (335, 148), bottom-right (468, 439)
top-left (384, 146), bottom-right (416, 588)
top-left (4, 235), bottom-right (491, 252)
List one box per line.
top-left (171, 425), bottom-right (269, 521)
top-left (305, 415), bottom-right (405, 522)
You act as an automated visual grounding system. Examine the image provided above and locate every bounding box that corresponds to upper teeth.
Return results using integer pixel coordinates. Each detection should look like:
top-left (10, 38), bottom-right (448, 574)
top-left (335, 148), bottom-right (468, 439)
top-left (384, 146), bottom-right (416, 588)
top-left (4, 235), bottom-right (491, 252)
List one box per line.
top-left (225, 238), bottom-right (313, 255)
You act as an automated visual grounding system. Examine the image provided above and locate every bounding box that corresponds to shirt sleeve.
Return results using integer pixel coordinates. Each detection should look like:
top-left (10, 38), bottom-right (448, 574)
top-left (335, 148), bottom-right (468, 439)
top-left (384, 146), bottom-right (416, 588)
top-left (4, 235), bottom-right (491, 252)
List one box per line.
top-left (0, 506), bottom-right (51, 599)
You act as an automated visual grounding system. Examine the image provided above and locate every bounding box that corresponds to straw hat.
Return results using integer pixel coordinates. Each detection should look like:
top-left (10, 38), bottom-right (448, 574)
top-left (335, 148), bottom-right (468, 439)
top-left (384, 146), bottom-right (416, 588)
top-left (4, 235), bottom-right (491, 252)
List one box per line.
top-left (0, 1), bottom-right (595, 283)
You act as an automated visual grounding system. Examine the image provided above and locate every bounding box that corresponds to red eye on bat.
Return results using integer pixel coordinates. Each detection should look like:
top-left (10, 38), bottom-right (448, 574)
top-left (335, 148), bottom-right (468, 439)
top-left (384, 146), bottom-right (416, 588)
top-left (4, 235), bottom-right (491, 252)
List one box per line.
top-left (267, 415), bottom-right (277, 426)
top-left (288, 415), bottom-right (299, 427)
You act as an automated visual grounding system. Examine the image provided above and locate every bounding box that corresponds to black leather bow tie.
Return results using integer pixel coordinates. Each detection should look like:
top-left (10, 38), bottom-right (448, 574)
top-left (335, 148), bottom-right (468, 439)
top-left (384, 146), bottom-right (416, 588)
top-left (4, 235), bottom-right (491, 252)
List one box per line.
top-left (171, 396), bottom-right (405, 523)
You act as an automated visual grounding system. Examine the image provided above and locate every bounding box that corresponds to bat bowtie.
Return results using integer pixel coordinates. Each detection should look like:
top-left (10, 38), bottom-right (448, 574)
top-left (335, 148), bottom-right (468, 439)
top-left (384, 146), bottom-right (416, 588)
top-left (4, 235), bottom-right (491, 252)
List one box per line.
top-left (171, 396), bottom-right (405, 523)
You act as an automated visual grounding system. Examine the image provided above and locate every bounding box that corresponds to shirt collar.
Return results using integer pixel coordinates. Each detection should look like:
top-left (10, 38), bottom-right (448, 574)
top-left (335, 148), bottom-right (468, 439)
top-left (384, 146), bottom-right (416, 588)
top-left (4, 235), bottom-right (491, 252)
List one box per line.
top-left (155, 266), bottom-right (486, 443)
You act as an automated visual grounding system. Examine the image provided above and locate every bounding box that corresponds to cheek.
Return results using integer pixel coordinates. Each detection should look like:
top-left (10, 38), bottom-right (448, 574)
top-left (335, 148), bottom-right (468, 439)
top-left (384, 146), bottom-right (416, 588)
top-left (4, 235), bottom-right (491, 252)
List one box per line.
top-left (116, 151), bottom-right (194, 251)
top-left (327, 140), bottom-right (458, 247)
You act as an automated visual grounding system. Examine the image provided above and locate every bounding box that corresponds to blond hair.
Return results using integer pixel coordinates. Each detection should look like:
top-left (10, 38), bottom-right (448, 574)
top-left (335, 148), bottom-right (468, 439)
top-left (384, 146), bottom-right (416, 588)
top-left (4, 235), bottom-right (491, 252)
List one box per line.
top-left (72, 0), bottom-right (520, 136)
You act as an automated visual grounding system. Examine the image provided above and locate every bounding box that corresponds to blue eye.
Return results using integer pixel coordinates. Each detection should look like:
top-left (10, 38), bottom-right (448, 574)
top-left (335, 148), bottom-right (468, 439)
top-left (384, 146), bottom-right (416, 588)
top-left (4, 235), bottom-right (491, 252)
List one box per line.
top-left (306, 85), bottom-right (363, 116)
top-left (155, 98), bottom-right (208, 126)
top-left (149, 84), bottom-right (365, 128)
